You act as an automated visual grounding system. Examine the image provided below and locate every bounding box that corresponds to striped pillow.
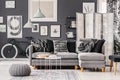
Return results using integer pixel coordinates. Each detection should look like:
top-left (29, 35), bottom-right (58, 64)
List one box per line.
top-left (53, 40), bottom-right (68, 53)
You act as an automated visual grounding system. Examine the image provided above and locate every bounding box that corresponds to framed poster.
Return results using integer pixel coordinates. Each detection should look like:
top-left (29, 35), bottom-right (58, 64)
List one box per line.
top-left (0, 25), bottom-right (6, 32)
top-left (32, 24), bottom-right (39, 32)
top-left (40, 26), bottom-right (48, 36)
top-left (7, 16), bottom-right (22, 38)
top-left (50, 25), bottom-right (60, 37)
top-left (83, 2), bottom-right (95, 13)
top-left (29, 0), bottom-right (57, 22)
top-left (71, 21), bottom-right (76, 28)
top-left (66, 32), bottom-right (74, 38)
top-left (5, 1), bottom-right (15, 8)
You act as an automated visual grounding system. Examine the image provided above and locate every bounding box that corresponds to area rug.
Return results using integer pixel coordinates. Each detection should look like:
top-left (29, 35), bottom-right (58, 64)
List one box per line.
top-left (10, 70), bottom-right (80, 80)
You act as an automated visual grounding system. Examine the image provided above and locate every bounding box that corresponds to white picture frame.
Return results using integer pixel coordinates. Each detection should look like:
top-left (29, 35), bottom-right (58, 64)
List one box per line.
top-left (51, 25), bottom-right (60, 37)
top-left (5, 1), bottom-right (15, 8)
top-left (0, 17), bottom-right (3, 23)
top-left (71, 21), bottom-right (76, 28)
top-left (32, 24), bottom-right (39, 32)
top-left (7, 16), bottom-right (22, 38)
top-left (40, 26), bottom-right (48, 36)
top-left (0, 25), bottom-right (6, 32)
top-left (29, 0), bottom-right (57, 22)
top-left (66, 32), bottom-right (74, 38)
top-left (83, 2), bottom-right (95, 13)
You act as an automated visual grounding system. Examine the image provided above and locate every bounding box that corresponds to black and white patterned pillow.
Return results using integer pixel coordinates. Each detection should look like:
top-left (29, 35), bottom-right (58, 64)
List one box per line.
top-left (76, 39), bottom-right (97, 53)
top-left (32, 39), bottom-right (46, 52)
top-left (53, 40), bottom-right (68, 53)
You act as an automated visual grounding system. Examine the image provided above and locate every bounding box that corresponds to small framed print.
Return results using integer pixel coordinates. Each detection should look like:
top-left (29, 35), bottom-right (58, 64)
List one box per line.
top-left (5, 1), bottom-right (15, 8)
top-left (0, 17), bottom-right (3, 23)
top-left (71, 21), bottom-right (76, 28)
top-left (66, 32), bottom-right (74, 38)
top-left (40, 26), bottom-right (48, 36)
top-left (0, 25), bottom-right (6, 32)
top-left (51, 25), bottom-right (60, 37)
top-left (32, 24), bottom-right (39, 32)
top-left (83, 2), bottom-right (95, 13)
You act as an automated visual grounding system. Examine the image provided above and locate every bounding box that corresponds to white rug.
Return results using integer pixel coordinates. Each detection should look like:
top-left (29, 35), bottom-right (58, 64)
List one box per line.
top-left (10, 70), bottom-right (80, 80)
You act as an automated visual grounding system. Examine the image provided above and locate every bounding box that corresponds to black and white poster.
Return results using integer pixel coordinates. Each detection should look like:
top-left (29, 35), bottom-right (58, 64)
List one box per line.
top-left (50, 25), bottom-right (60, 37)
top-left (40, 26), bottom-right (48, 36)
top-left (7, 16), bottom-right (22, 38)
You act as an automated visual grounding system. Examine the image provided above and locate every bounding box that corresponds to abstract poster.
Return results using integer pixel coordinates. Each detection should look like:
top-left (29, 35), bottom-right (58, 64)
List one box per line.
top-left (7, 16), bottom-right (22, 38)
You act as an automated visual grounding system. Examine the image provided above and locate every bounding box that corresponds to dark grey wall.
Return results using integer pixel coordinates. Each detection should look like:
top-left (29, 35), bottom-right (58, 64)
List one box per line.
top-left (0, 0), bottom-right (97, 57)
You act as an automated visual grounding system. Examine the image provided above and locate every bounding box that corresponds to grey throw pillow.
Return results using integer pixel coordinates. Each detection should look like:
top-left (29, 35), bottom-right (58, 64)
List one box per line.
top-left (53, 40), bottom-right (68, 53)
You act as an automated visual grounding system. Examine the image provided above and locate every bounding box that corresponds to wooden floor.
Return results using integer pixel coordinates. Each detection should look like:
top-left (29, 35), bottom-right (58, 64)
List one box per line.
top-left (0, 60), bottom-right (120, 80)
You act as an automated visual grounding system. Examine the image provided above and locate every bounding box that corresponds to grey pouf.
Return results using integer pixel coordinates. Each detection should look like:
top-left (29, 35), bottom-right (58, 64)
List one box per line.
top-left (9, 64), bottom-right (31, 76)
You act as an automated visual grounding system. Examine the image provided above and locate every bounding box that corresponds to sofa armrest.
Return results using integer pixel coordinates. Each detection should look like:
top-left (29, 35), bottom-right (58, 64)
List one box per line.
top-left (29, 45), bottom-right (33, 65)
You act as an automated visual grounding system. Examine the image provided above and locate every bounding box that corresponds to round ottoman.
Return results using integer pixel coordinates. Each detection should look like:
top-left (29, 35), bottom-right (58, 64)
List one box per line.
top-left (9, 64), bottom-right (31, 76)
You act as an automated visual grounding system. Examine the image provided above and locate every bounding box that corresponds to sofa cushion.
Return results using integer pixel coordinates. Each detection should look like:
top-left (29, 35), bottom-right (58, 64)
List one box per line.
top-left (32, 39), bottom-right (44, 52)
top-left (56, 52), bottom-right (78, 59)
top-left (76, 39), bottom-right (97, 53)
top-left (53, 40), bottom-right (68, 53)
top-left (91, 39), bottom-right (105, 53)
top-left (32, 59), bottom-right (78, 66)
top-left (46, 39), bottom-right (54, 52)
top-left (78, 53), bottom-right (105, 61)
top-left (67, 41), bottom-right (76, 52)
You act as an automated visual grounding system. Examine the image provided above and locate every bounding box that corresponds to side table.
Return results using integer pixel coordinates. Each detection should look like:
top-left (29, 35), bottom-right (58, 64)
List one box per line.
top-left (109, 55), bottom-right (120, 75)
top-left (45, 56), bottom-right (61, 70)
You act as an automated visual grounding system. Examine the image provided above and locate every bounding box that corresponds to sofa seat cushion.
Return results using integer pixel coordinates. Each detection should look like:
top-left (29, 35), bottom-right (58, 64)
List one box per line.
top-left (56, 52), bottom-right (78, 59)
top-left (32, 52), bottom-right (51, 58)
top-left (78, 52), bottom-right (105, 61)
top-left (32, 59), bottom-right (78, 66)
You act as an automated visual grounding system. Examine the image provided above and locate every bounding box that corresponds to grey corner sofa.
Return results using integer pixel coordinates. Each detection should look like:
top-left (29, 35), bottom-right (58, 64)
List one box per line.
top-left (29, 40), bottom-right (79, 69)
top-left (29, 39), bottom-right (106, 71)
